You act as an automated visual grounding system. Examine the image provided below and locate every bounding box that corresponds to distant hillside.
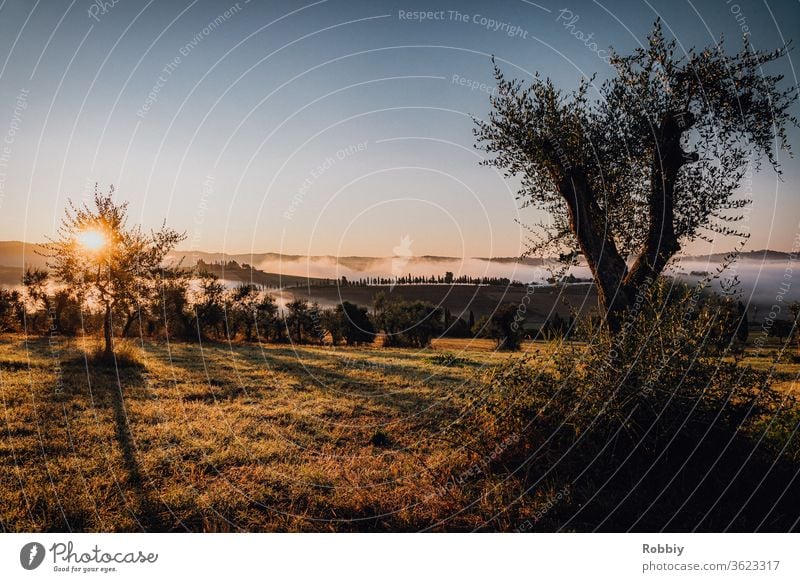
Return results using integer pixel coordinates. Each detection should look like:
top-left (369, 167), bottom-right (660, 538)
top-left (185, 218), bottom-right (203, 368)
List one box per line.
top-left (169, 250), bottom-right (509, 270)
top-left (0, 241), bottom-right (48, 270)
top-left (194, 260), bottom-right (329, 288)
top-left (0, 240), bottom-right (792, 282)
top-left (472, 256), bottom-right (548, 266)
top-left (685, 249), bottom-right (791, 262)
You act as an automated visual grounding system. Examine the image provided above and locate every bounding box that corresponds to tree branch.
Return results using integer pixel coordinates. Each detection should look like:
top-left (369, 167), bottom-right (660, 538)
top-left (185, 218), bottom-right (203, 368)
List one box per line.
top-left (625, 111), bottom-right (695, 290)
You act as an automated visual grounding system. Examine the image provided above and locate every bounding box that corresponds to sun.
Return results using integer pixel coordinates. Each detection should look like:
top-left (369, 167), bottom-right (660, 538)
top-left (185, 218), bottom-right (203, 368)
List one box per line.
top-left (76, 229), bottom-right (108, 252)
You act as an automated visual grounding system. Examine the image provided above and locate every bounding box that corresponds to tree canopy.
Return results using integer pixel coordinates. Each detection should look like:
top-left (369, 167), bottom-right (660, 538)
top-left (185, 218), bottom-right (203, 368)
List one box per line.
top-left (475, 21), bottom-right (798, 332)
top-left (42, 185), bottom-right (185, 359)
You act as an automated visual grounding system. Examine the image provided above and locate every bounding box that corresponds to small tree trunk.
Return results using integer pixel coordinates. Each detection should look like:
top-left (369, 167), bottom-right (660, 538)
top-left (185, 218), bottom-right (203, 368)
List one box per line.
top-left (122, 311), bottom-right (137, 338)
top-left (103, 303), bottom-right (113, 360)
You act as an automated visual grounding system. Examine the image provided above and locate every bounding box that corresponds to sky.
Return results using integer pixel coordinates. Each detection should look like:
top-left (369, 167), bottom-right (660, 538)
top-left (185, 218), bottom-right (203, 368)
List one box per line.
top-left (0, 0), bottom-right (798, 259)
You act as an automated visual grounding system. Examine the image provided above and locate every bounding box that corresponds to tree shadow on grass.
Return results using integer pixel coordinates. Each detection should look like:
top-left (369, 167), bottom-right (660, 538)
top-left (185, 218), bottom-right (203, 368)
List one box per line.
top-left (59, 353), bottom-right (171, 531)
top-left (280, 358), bottom-right (465, 424)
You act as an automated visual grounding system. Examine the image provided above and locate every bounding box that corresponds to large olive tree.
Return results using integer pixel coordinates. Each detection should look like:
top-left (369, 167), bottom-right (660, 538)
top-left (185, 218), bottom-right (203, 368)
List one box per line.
top-left (476, 22), bottom-right (797, 333)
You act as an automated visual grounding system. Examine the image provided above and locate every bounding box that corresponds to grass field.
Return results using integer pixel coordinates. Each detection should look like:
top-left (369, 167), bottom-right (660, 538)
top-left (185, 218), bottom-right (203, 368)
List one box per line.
top-left (0, 334), bottom-right (554, 532)
top-left (1, 333), bottom-right (797, 532)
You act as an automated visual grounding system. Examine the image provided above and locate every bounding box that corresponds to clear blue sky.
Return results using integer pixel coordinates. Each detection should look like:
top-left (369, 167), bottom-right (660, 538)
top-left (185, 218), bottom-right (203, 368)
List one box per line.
top-left (0, 0), bottom-right (797, 258)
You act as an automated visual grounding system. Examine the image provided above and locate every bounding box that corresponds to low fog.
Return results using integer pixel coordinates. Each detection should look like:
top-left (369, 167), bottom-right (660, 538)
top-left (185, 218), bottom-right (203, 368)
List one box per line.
top-left (249, 254), bottom-right (799, 312)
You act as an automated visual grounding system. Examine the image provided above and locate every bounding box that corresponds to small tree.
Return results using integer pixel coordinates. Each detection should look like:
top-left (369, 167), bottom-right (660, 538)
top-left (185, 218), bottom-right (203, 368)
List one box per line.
top-left (0, 287), bottom-right (24, 332)
top-left (22, 267), bottom-right (50, 332)
top-left (374, 293), bottom-right (442, 347)
top-left (253, 293), bottom-right (282, 342)
top-left (152, 270), bottom-right (191, 340)
top-left (735, 300), bottom-right (749, 346)
top-left (402, 300), bottom-right (442, 348)
top-left (337, 301), bottom-right (376, 346)
top-left (228, 284), bottom-right (260, 341)
top-left (474, 303), bottom-right (524, 350)
top-left (322, 308), bottom-right (345, 345)
top-left (476, 22), bottom-right (797, 334)
top-left (769, 318), bottom-right (794, 343)
top-left (222, 284), bottom-right (280, 342)
top-left (285, 298), bottom-right (313, 343)
top-left (52, 289), bottom-right (82, 335)
top-left (42, 185), bottom-right (185, 360)
top-left (442, 316), bottom-right (472, 338)
top-left (373, 291), bottom-right (399, 344)
top-left (190, 273), bottom-right (226, 339)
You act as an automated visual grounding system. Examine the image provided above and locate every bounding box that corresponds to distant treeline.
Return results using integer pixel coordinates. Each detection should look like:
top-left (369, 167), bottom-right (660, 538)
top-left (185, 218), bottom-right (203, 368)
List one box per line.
top-left (2, 267), bottom-right (775, 353)
top-left (196, 260), bottom-right (528, 288)
top-left (0, 268), bottom-right (465, 347)
top-left (339, 271), bottom-right (525, 287)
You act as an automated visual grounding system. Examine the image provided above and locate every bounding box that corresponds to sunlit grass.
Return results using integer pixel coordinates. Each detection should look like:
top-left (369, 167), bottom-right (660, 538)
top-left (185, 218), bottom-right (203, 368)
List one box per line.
top-left (2, 334), bottom-right (795, 531)
top-left (0, 335), bottom-right (540, 531)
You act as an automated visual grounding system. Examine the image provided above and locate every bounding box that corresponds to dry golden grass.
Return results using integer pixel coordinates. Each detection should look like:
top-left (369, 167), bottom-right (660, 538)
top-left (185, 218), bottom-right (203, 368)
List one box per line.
top-left (0, 334), bottom-right (550, 532)
top-left (4, 334), bottom-right (796, 532)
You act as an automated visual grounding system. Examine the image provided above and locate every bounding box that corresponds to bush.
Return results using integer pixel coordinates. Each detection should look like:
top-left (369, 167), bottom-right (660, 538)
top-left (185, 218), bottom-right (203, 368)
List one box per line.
top-left (427, 352), bottom-right (473, 367)
top-left (537, 312), bottom-right (576, 341)
top-left (449, 278), bottom-right (800, 531)
top-left (87, 338), bottom-right (144, 368)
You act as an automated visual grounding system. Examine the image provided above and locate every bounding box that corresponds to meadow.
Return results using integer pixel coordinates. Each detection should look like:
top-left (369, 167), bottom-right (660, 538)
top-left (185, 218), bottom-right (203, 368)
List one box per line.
top-left (0, 334), bottom-right (555, 532)
top-left (2, 332), bottom-right (798, 532)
